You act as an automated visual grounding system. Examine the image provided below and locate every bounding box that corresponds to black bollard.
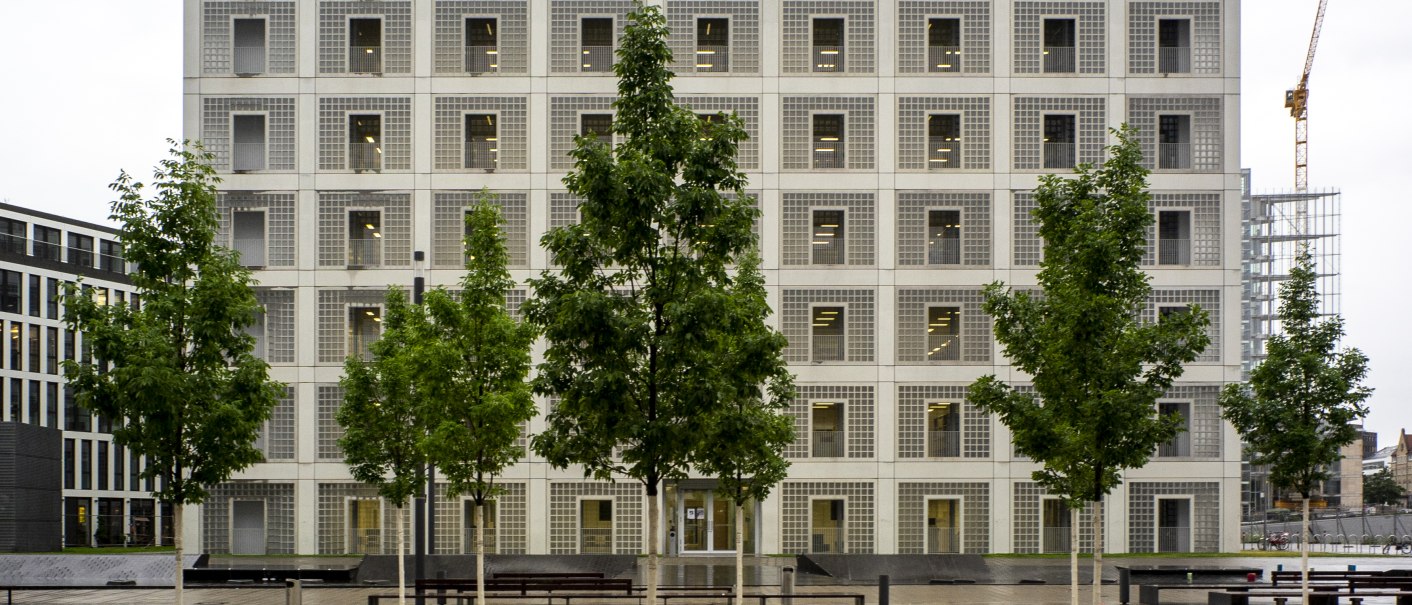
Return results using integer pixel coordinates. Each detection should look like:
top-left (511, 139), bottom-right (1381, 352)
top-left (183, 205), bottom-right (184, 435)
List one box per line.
top-left (879, 574), bottom-right (890, 605)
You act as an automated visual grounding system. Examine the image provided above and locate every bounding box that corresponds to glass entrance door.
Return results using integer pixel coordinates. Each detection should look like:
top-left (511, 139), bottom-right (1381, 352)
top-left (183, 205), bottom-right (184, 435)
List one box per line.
top-left (677, 489), bottom-right (752, 554)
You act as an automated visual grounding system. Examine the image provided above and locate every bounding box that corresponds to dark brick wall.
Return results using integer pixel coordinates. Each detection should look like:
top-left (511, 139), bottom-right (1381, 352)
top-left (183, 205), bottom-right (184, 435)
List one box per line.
top-left (0, 421), bottom-right (62, 552)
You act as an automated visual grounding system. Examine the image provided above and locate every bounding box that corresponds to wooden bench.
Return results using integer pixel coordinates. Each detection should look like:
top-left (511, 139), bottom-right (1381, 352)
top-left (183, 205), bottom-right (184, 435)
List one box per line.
top-left (1208, 587), bottom-right (1412, 605)
top-left (1138, 583), bottom-right (1261, 605)
top-left (416, 576), bottom-right (633, 596)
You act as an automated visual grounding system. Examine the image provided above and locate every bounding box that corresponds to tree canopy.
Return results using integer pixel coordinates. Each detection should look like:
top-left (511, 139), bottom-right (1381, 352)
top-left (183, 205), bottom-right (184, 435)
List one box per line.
top-left (1364, 468), bottom-right (1405, 507)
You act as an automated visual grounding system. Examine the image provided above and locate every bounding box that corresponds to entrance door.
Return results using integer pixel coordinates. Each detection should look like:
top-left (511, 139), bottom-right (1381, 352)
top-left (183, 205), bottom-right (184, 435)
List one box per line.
top-left (1041, 498), bottom-right (1072, 553)
top-left (348, 499), bottom-right (382, 554)
top-left (64, 497), bottom-right (91, 548)
top-left (678, 489), bottom-right (753, 554)
top-left (1157, 498), bottom-right (1192, 552)
top-left (232, 500), bottom-right (266, 555)
top-left (926, 498), bottom-right (961, 553)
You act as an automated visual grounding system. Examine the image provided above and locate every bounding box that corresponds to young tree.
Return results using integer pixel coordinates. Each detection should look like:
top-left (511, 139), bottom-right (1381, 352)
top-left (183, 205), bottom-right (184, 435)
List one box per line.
top-left (525, 3), bottom-right (760, 602)
top-left (693, 251), bottom-right (795, 604)
top-left (1220, 248), bottom-right (1370, 602)
top-left (338, 287), bottom-right (427, 605)
top-left (968, 127), bottom-right (1210, 605)
top-left (1364, 468), bottom-right (1405, 507)
top-left (63, 141), bottom-right (283, 605)
top-left (420, 197), bottom-right (537, 605)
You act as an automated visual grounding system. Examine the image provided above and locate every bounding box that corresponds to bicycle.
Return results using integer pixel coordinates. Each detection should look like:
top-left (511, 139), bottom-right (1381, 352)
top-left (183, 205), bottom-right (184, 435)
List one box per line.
top-left (1382, 536), bottom-right (1412, 555)
top-left (1259, 532), bottom-right (1290, 551)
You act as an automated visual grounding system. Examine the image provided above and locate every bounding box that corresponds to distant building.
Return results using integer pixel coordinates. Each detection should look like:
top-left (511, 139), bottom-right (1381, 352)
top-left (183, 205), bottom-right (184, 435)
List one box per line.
top-left (1392, 430), bottom-right (1412, 503)
top-left (1366, 445), bottom-right (1396, 475)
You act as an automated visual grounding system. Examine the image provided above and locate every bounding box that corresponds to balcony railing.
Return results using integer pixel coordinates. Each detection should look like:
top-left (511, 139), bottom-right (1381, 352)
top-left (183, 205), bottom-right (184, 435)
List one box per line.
top-left (0, 234), bottom-right (26, 255)
top-left (928, 137), bottom-right (961, 169)
top-left (928, 429), bottom-right (961, 457)
top-left (348, 239), bottom-right (382, 268)
top-left (349, 46), bottom-right (382, 73)
top-left (812, 141), bottom-right (845, 169)
top-left (350, 141), bottom-right (382, 172)
top-left (812, 429), bottom-right (844, 458)
top-left (928, 46), bottom-right (962, 72)
top-left (349, 332), bottom-right (377, 360)
top-left (927, 526), bottom-right (962, 553)
top-left (581, 528), bottom-right (613, 553)
top-left (67, 247), bottom-right (94, 269)
top-left (1043, 46), bottom-right (1076, 73)
top-left (464, 45), bottom-right (498, 73)
top-left (232, 528), bottom-right (265, 554)
top-left (580, 46), bottom-right (613, 72)
top-left (1043, 142), bottom-right (1076, 169)
top-left (1157, 238), bottom-right (1191, 266)
top-left (233, 45), bottom-right (266, 74)
top-left (1158, 46), bottom-right (1191, 74)
top-left (1041, 527), bottom-right (1073, 553)
top-left (232, 142), bottom-right (266, 172)
top-left (695, 45), bottom-right (729, 72)
top-left (233, 237), bottom-right (267, 267)
top-left (464, 140), bottom-right (498, 170)
top-left (928, 334), bottom-right (961, 361)
top-left (464, 529), bottom-right (498, 553)
top-left (811, 527), bottom-right (844, 553)
top-left (813, 46), bottom-right (845, 72)
top-left (811, 334), bottom-right (845, 361)
top-left (928, 239), bottom-right (961, 265)
top-left (349, 527), bottom-right (382, 554)
top-left (34, 241), bottom-right (62, 262)
top-left (1157, 432), bottom-right (1191, 458)
top-left (99, 253), bottom-right (125, 274)
top-left (1157, 526), bottom-right (1192, 552)
top-left (1159, 142), bottom-right (1192, 170)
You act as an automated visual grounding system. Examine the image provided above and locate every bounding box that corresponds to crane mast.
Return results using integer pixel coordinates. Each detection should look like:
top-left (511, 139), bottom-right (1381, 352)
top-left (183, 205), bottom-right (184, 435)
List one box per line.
top-left (1284, 0), bottom-right (1329, 194)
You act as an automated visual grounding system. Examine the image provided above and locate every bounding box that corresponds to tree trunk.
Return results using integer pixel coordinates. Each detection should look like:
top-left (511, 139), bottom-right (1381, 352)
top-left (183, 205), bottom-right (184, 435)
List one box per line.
top-left (1302, 497), bottom-right (1311, 604)
top-left (1091, 499), bottom-right (1103, 605)
top-left (476, 502), bottom-right (486, 605)
top-left (174, 503), bottom-right (184, 605)
top-left (1070, 505), bottom-right (1079, 605)
top-left (647, 491), bottom-right (660, 605)
top-left (735, 501), bottom-right (745, 605)
top-left (397, 504), bottom-right (406, 605)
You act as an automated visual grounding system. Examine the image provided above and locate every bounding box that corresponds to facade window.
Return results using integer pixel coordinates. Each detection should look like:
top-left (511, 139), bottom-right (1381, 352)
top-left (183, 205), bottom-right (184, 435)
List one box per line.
top-left (927, 306), bottom-right (961, 361)
top-left (349, 115), bottom-right (383, 171)
top-left (696, 18), bottom-right (729, 72)
top-left (1157, 401), bottom-right (1191, 457)
top-left (80, 439), bottom-right (92, 490)
top-left (7, 379), bottom-right (18, 422)
top-left (28, 275), bottom-right (40, 317)
top-left (1042, 114), bottom-right (1076, 169)
top-left (46, 278), bottom-right (59, 319)
top-left (7, 323), bottom-right (19, 370)
top-left (348, 306), bottom-right (382, 360)
top-left (347, 210), bottom-right (383, 268)
top-left (1157, 210), bottom-right (1192, 265)
top-left (232, 211), bottom-right (267, 267)
top-left (580, 113), bottom-right (613, 144)
top-left (927, 18), bottom-right (961, 73)
top-left (33, 226), bottom-right (61, 261)
top-left (348, 499), bottom-right (382, 554)
top-left (64, 329), bottom-right (75, 363)
top-left (1158, 115), bottom-right (1192, 169)
top-left (810, 498), bottom-right (845, 553)
top-left (812, 114), bottom-right (845, 169)
top-left (465, 18), bottom-right (499, 73)
top-left (580, 18), bottom-right (614, 72)
top-left (928, 210), bottom-right (961, 265)
top-left (0, 219), bottom-right (26, 254)
top-left (463, 499), bottom-right (499, 553)
top-left (0, 271), bottom-right (18, 313)
top-left (27, 379), bottom-right (39, 424)
top-left (580, 499), bottom-right (613, 553)
top-left (349, 18), bottom-right (383, 74)
top-left (46, 327), bottom-right (57, 374)
top-left (1157, 498), bottom-right (1192, 552)
top-left (926, 498), bottom-right (961, 553)
top-left (810, 306), bottom-right (845, 361)
top-left (1158, 305), bottom-right (1190, 322)
top-left (68, 234), bottom-right (94, 268)
top-left (926, 401), bottom-right (961, 457)
top-left (811, 401), bottom-right (844, 457)
top-left (97, 442), bottom-right (109, 491)
top-left (1042, 19), bottom-right (1076, 73)
top-left (233, 18), bottom-right (266, 75)
top-left (1158, 19), bottom-right (1192, 74)
top-left (232, 114), bottom-right (267, 172)
top-left (927, 114), bottom-right (961, 169)
top-left (27, 325), bottom-right (39, 373)
top-left (465, 114), bottom-right (499, 170)
top-left (1041, 498), bottom-right (1071, 553)
top-left (812, 18), bottom-right (845, 72)
top-left (64, 439), bottom-right (75, 489)
top-left (99, 240), bottom-right (123, 273)
top-left (811, 209), bottom-right (845, 265)
top-left (246, 309), bottom-right (267, 359)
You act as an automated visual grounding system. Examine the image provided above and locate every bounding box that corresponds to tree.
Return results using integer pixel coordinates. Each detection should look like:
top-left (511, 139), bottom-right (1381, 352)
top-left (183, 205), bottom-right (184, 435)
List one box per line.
top-left (967, 126), bottom-right (1210, 605)
top-left (337, 287), bottom-right (427, 605)
top-left (1220, 247), bottom-right (1370, 602)
top-left (1364, 468), bottom-right (1405, 507)
top-left (525, 3), bottom-right (760, 603)
top-left (63, 141), bottom-right (283, 605)
top-left (692, 251), bottom-right (795, 604)
top-left (420, 197), bottom-right (537, 605)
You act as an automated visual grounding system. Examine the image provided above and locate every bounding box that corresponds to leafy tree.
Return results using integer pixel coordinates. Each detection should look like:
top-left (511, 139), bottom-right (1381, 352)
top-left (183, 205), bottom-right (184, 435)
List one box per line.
top-left (1220, 247), bottom-right (1370, 601)
top-left (525, 3), bottom-right (759, 602)
top-left (968, 126), bottom-right (1210, 605)
top-left (338, 287), bottom-right (427, 605)
top-left (63, 141), bottom-right (283, 604)
top-left (420, 197), bottom-right (537, 605)
top-left (1364, 468), bottom-right (1405, 507)
top-left (692, 250), bottom-right (795, 603)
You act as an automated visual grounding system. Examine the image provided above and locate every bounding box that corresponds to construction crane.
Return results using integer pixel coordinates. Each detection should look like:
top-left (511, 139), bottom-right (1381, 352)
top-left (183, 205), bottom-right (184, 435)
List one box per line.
top-left (1284, 0), bottom-right (1329, 194)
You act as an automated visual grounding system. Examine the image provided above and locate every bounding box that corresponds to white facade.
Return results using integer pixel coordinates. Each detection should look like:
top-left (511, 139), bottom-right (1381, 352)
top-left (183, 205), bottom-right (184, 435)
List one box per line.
top-left (183, 0), bottom-right (1244, 555)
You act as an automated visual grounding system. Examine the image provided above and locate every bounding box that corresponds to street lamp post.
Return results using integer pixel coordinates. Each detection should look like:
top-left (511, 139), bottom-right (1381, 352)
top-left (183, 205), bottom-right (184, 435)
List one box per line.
top-left (412, 250), bottom-right (430, 580)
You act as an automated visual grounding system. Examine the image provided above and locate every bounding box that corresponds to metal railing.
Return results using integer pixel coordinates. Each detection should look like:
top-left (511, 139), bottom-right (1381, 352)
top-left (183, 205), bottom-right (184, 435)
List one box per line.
top-left (232, 142), bottom-right (266, 172)
top-left (694, 45), bottom-right (729, 72)
top-left (67, 247), bottom-right (94, 268)
top-left (233, 46), bottom-right (266, 74)
top-left (928, 429), bottom-right (961, 457)
top-left (1041, 527), bottom-right (1073, 553)
top-left (928, 333), bottom-right (961, 361)
top-left (1043, 46), bottom-right (1076, 73)
top-left (581, 528), bottom-right (613, 553)
top-left (99, 253), bottom-right (125, 273)
top-left (928, 239), bottom-right (961, 265)
top-left (812, 430), bottom-right (844, 458)
top-left (1157, 432), bottom-right (1191, 458)
top-left (1043, 142), bottom-right (1076, 169)
top-left (232, 237), bottom-right (267, 267)
top-left (349, 46), bottom-right (382, 73)
top-left (350, 528), bottom-right (382, 554)
top-left (928, 46), bottom-right (962, 72)
top-left (811, 334), bottom-right (845, 361)
top-left (350, 141), bottom-right (382, 171)
top-left (464, 140), bottom-right (498, 170)
top-left (927, 526), bottom-right (962, 553)
top-left (811, 528), bottom-right (844, 553)
top-left (348, 239), bottom-right (382, 268)
top-left (812, 46), bottom-right (845, 72)
top-left (812, 140), bottom-right (845, 169)
top-left (463, 529), bottom-right (498, 553)
top-left (232, 528), bottom-right (266, 554)
top-left (33, 240), bottom-right (62, 261)
top-left (1157, 526), bottom-right (1192, 552)
top-left (1158, 46), bottom-right (1191, 74)
top-left (928, 137), bottom-right (961, 169)
top-left (1157, 238), bottom-right (1191, 266)
top-left (580, 46), bottom-right (613, 72)
top-left (1159, 142), bottom-right (1192, 170)
top-left (0, 233), bottom-right (26, 255)
top-left (464, 45), bottom-right (498, 73)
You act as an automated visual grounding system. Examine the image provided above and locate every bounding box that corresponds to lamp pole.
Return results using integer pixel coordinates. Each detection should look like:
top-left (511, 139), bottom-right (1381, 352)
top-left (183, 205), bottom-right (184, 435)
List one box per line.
top-left (412, 250), bottom-right (428, 581)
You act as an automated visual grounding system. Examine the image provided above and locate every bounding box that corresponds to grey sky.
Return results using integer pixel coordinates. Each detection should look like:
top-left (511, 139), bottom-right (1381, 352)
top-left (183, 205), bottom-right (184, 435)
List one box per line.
top-left (1, 2), bottom-right (1407, 445)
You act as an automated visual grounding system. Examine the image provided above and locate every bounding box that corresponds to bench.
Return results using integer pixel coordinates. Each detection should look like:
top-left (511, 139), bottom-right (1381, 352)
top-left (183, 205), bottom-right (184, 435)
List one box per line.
top-left (1138, 583), bottom-right (1263, 605)
top-left (369, 593), bottom-right (866, 605)
top-left (416, 577), bottom-right (633, 596)
top-left (1117, 565), bottom-right (1262, 604)
top-left (491, 573), bottom-right (606, 580)
top-left (1208, 588), bottom-right (1412, 605)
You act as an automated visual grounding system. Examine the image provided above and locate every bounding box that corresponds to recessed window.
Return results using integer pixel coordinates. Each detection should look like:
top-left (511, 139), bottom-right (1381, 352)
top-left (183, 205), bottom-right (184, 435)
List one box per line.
top-left (927, 498), bottom-right (961, 553)
top-left (1157, 210), bottom-right (1191, 265)
top-left (246, 309), bottom-right (267, 359)
top-left (927, 210), bottom-right (961, 265)
top-left (232, 211), bottom-right (267, 267)
top-left (927, 114), bottom-right (961, 169)
top-left (580, 499), bottom-right (613, 553)
top-left (811, 402), bottom-right (844, 457)
top-left (812, 114), bottom-right (845, 169)
top-left (0, 271), bottom-right (19, 315)
top-left (349, 115), bottom-right (382, 171)
top-left (1157, 401), bottom-right (1191, 457)
top-left (1042, 18), bottom-right (1076, 73)
top-left (99, 240), bottom-right (123, 273)
top-left (463, 499), bottom-right (499, 553)
top-left (347, 307), bottom-right (382, 360)
top-left (811, 209), bottom-right (845, 265)
top-left (1158, 19), bottom-right (1192, 74)
top-left (927, 306), bottom-right (961, 361)
top-left (696, 18), bottom-right (729, 72)
top-left (349, 18), bottom-right (383, 74)
top-left (927, 18), bottom-right (961, 72)
top-left (1042, 114), bottom-right (1076, 169)
top-left (33, 227), bottom-right (61, 262)
top-left (812, 18), bottom-right (845, 72)
top-left (465, 17), bottom-right (499, 73)
top-left (810, 498), bottom-right (845, 553)
top-left (1158, 305), bottom-right (1190, 322)
top-left (0, 219), bottom-right (25, 255)
top-left (1158, 115), bottom-right (1192, 169)
top-left (348, 210), bottom-right (383, 268)
top-left (233, 18), bottom-right (266, 75)
top-left (347, 499), bottom-right (382, 553)
top-left (580, 113), bottom-right (613, 144)
top-left (465, 114), bottom-right (498, 170)
top-left (67, 234), bottom-right (94, 268)
top-left (580, 18), bottom-right (614, 72)
top-left (926, 401), bottom-right (960, 457)
top-left (1157, 498), bottom-right (1192, 552)
top-left (232, 115), bottom-right (266, 172)
top-left (811, 306), bottom-right (845, 362)
top-left (1041, 499), bottom-right (1071, 553)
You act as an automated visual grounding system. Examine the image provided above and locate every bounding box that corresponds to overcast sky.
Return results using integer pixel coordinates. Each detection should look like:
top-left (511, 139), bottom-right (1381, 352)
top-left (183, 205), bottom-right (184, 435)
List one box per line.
top-left (1, 2), bottom-right (1408, 446)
